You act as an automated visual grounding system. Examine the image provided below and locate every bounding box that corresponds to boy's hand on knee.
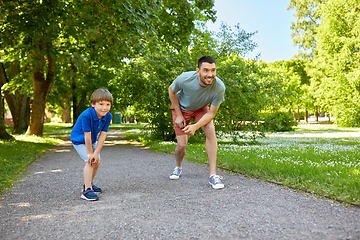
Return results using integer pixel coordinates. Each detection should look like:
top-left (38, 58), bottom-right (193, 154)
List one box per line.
top-left (89, 158), bottom-right (96, 166)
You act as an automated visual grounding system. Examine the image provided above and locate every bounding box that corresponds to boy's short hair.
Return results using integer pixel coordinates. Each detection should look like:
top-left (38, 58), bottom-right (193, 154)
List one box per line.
top-left (90, 88), bottom-right (113, 104)
top-left (198, 55), bottom-right (216, 69)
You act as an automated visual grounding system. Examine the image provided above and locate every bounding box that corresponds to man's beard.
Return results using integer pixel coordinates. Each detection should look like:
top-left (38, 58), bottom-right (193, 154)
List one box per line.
top-left (199, 73), bottom-right (214, 86)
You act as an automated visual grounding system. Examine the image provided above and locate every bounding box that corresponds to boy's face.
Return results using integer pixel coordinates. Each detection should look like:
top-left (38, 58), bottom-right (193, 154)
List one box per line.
top-left (91, 100), bottom-right (112, 119)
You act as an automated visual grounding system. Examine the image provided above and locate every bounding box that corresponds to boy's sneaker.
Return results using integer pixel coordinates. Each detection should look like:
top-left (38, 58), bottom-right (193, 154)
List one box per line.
top-left (169, 167), bottom-right (182, 180)
top-left (209, 175), bottom-right (224, 189)
top-left (81, 188), bottom-right (99, 201)
top-left (82, 184), bottom-right (102, 193)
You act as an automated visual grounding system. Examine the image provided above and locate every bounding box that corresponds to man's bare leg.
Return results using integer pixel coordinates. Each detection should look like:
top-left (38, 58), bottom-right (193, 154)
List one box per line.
top-left (174, 135), bottom-right (188, 168)
top-left (202, 121), bottom-right (217, 176)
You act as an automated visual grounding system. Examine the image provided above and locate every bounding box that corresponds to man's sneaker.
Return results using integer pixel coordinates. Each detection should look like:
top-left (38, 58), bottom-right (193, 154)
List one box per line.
top-left (81, 188), bottom-right (99, 201)
top-left (169, 167), bottom-right (182, 180)
top-left (209, 175), bottom-right (224, 189)
top-left (82, 184), bottom-right (102, 193)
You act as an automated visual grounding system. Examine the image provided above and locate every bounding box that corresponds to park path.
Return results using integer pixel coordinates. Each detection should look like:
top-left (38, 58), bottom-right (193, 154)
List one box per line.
top-left (0, 130), bottom-right (359, 239)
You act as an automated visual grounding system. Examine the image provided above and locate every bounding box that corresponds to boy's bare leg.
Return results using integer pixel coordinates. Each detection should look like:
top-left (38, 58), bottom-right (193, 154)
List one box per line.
top-left (83, 163), bottom-right (94, 190)
top-left (202, 121), bottom-right (217, 176)
top-left (175, 135), bottom-right (188, 167)
top-left (91, 161), bottom-right (100, 182)
top-left (83, 161), bottom-right (100, 190)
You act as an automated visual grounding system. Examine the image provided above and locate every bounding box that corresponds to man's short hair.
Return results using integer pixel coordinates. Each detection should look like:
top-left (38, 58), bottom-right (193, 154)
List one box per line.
top-left (90, 88), bottom-right (113, 104)
top-left (198, 55), bottom-right (216, 69)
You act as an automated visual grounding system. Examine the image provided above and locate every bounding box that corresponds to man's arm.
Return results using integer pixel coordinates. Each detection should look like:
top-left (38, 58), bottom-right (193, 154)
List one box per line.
top-left (169, 84), bottom-right (186, 128)
top-left (182, 104), bottom-right (220, 136)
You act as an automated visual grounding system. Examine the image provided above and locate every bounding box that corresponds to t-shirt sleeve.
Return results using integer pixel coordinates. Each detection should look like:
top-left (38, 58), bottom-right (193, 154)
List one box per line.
top-left (101, 112), bottom-right (112, 132)
top-left (211, 86), bottom-right (225, 106)
top-left (82, 113), bottom-right (92, 132)
top-left (171, 73), bottom-right (184, 92)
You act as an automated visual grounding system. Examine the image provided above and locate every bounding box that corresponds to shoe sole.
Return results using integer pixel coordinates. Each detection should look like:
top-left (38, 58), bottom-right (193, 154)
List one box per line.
top-left (169, 175), bottom-right (180, 180)
top-left (209, 183), bottom-right (224, 189)
top-left (81, 194), bottom-right (99, 201)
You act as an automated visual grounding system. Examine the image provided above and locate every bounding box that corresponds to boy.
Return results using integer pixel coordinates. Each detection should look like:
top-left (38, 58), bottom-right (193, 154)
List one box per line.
top-left (71, 88), bottom-right (113, 201)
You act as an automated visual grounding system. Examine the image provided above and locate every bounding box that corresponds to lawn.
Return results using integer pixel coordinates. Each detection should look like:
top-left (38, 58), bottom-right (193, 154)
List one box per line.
top-left (136, 124), bottom-right (360, 206)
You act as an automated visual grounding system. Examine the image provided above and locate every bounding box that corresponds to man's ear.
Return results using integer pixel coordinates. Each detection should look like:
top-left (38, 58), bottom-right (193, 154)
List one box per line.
top-left (196, 68), bottom-right (199, 74)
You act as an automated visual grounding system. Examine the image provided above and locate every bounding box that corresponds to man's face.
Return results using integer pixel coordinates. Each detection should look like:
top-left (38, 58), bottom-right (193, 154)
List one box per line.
top-left (196, 62), bottom-right (216, 87)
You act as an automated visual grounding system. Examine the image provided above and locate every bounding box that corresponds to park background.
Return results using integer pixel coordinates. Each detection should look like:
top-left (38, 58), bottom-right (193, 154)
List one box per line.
top-left (1, 0), bottom-right (360, 206)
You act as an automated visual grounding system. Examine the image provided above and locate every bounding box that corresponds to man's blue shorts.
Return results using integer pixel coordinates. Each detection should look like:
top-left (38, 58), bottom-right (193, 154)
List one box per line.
top-left (73, 142), bottom-right (100, 162)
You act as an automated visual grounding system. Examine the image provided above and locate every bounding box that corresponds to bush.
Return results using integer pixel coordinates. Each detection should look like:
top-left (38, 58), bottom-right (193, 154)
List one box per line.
top-left (263, 112), bottom-right (297, 132)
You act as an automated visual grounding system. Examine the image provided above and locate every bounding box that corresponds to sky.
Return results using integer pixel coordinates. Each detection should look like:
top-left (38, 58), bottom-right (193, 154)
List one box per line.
top-left (206, 0), bottom-right (299, 63)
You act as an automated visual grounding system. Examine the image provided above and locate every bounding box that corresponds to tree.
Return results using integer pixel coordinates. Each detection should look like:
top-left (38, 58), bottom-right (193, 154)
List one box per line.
top-left (287, 0), bottom-right (322, 59)
top-left (1, 0), bottom-right (187, 135)
top-left (313, 0), bottom-right (360, 126)
top-left (0, 64), bottom-right (13, 140)
top-left (266, 59), bottom-right (311, 121)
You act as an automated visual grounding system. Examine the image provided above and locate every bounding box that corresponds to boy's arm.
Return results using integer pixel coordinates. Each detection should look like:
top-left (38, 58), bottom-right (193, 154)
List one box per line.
top-left (88, 131), bottom-right (107, 166)
top-left (93, 131), bottom-right (107, 156)
top-left (84, 132), bottom-right (93, 162)
top-left (182, 104), bottom-right (220, 136)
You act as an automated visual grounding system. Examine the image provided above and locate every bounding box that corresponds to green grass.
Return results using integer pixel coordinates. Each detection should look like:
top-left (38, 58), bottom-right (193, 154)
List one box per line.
top-left (135, 124), bottom-right (360, 206)
top-left (0, 134), bottom-right (61, 196)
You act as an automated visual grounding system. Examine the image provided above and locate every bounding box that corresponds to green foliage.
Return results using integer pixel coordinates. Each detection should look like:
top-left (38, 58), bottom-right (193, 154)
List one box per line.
top-left (301, 0), bottom-right (360, 127)
top-left (263, 112), bottom-right (298, 132)
top-left (215, 55), bottom-right (283, 141)
top-left (287, 0), bottom-right (322, 58)
top-left (1, 0), bottom-right (212, 135)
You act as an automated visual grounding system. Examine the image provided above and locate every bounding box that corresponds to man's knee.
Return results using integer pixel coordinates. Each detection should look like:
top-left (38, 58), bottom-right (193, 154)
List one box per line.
top-left (176, 135), bottom-right (188, 149)
top-left (202, 121), bottom-right (216, 135)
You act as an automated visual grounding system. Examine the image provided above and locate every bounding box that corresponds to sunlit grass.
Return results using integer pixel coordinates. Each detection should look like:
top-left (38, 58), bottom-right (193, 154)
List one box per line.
top-left (0, 134), bottom-right (61, 196)
top-left (143, 125), bottom-right (360, 206)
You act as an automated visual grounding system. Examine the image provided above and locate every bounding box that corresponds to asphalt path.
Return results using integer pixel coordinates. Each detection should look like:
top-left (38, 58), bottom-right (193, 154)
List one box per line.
top-left (0, 130), bottom-right (359, 239)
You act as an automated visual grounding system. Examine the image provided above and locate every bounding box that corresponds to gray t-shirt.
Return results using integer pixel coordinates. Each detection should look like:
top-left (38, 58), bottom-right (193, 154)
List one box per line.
top-left (171, 71), bottom-right (225, 111)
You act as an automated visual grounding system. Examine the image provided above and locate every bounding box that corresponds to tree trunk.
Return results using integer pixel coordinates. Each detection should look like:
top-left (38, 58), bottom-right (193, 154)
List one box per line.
top-left (0, 62), bottom-right (30, 134)
top-left (315, 107), bottom-right (319, 122)
top-left (72, 76), bottom-right (77, 126)
top-left (11, 63), bottom-right (30, 133)
top-left (14, 95), bottom-right (30, 133)
top-left (297, 106), bottom-right (300, 122)
top-left (305, 109), bottom-right (309, 123)
top-left (62, 100), bottom-right (71, 123)
top-left (0, 75), bottom-right (13, 140)
top-left (26, 42), bottom-right (55, 136)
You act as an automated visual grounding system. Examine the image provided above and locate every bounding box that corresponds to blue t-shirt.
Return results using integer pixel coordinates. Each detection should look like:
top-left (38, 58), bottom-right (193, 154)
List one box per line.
top-left (71, 107), bottom-right (112, 145)
top-left (172, 71), bottom-right (225, 111)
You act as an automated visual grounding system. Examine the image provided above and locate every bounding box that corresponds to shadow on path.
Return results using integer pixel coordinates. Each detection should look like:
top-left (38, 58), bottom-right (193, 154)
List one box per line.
top-left (0, 130), bottom-right (359, 239)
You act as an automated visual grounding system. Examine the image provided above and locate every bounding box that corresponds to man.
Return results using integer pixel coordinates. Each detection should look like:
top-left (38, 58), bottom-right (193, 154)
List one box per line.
top-left (168, 55), bottom-right (226, 189)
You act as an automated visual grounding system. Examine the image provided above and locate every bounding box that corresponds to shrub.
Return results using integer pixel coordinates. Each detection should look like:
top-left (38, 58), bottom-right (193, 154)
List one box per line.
top-left (263, 112), bottom-right (297, 132)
